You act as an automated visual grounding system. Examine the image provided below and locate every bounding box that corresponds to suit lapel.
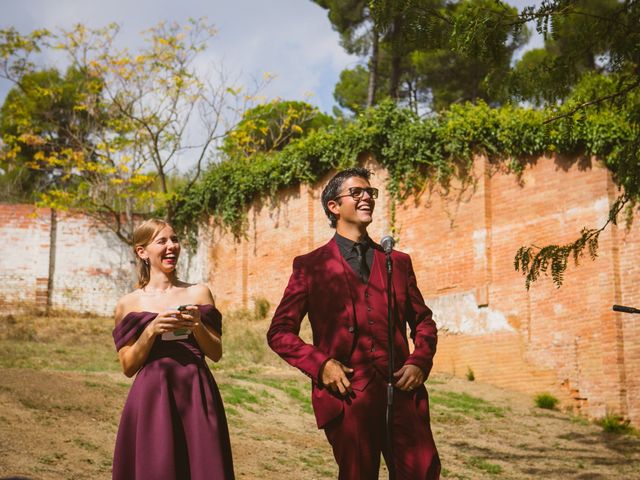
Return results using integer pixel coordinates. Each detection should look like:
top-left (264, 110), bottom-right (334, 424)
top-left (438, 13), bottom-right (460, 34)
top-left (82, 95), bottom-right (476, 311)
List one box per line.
top-left (324, 238), bottom-right (356, 323)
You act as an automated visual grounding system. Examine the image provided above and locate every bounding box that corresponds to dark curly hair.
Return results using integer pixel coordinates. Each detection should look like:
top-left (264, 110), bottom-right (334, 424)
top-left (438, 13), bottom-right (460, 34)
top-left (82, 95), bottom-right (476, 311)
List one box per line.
top-left (321, 167), bottom-right (372, 228)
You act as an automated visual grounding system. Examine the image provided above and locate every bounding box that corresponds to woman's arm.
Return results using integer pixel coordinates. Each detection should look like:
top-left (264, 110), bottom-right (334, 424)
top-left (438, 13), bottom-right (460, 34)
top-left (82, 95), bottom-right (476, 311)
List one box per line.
top-left (187, 284), bottom-right (223, 362)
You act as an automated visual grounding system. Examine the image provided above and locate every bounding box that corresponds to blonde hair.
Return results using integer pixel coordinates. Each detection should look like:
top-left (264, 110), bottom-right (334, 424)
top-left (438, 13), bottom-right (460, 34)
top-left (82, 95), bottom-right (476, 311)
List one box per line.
top-left (133, 218), bottom-right (172, 289)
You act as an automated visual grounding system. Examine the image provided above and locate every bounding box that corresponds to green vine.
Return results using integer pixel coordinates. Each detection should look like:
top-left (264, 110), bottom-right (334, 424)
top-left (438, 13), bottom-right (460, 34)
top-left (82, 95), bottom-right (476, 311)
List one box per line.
top-left (174, 93), bottom-right (638, 249)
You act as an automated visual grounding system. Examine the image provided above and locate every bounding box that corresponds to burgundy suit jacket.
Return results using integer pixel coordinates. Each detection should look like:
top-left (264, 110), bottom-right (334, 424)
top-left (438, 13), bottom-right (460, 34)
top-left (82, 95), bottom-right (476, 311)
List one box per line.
top-left (267, 238), bottom-right (438, 428)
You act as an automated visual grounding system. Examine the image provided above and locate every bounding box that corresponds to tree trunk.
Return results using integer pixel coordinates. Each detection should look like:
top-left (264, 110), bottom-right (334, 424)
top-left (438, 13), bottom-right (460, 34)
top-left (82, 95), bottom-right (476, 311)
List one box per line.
top-left (46, 208), bottom-right (57, 315)
top-left (389, 15), bottom-right (403, 100)
top-left (367, 27), bottom-right (379, 108)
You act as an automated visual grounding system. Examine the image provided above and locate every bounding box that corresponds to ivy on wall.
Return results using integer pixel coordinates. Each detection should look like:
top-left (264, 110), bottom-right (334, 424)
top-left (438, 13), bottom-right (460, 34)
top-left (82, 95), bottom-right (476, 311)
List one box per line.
top-left (173, 97), bottom-right (636, 241)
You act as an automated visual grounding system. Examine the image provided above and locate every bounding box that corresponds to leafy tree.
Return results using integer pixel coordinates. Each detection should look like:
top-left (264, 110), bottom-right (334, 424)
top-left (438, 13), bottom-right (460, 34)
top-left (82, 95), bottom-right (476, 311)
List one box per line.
top-left (510, 0), bottom-right (621, 104)
top-left (326, 0), bottom-right (528, 113)
top-left (410, 0), bottom-right (528, 110)
top-left (493, 0), bottom-right (640, 287)
top-left (317, 0), bottom-right (639, 286)
top-left (313, 0), bottom-right (381, 106)
top-left (333, 65), bottom-right (369, 114)
top-left (369, 0), bottom-right (445, 100)
top-left (0, 67), bottom-right (103, 201)
top-left (0, 20), bottom-right (263, 245)
top-left (333, 63), bottom-right (393, 115)
top-left (0, 64), bottom-right (105, 311)
top-left (221, 100), bottom-right (334, 158)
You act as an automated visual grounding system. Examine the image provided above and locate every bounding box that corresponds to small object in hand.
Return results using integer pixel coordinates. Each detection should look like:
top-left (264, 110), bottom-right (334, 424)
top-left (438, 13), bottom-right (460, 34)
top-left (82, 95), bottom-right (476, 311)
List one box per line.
top-left (161, 305), bottom-right (193, 341)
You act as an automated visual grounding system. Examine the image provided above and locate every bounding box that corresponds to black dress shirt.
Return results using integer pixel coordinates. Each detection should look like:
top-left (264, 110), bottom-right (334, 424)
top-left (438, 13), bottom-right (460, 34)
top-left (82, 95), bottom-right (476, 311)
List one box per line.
top-left (334, 233), bottom-right (375, 283)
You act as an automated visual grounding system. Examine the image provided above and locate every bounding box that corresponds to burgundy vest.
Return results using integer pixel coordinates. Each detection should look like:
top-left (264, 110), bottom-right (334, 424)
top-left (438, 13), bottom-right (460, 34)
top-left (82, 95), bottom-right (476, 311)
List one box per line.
top-left (341, 253), bottom-right (394, 377)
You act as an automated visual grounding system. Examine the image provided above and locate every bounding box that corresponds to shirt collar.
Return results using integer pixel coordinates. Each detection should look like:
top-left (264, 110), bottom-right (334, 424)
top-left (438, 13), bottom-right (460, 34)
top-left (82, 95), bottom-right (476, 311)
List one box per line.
top-left (334, 232), bottom-right (373, 252)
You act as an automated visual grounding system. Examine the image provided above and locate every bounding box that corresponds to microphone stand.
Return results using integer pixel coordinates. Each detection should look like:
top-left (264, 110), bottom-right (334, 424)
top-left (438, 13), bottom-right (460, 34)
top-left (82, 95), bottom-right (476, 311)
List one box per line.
top-left (385, 251), bottom-right (396, 480)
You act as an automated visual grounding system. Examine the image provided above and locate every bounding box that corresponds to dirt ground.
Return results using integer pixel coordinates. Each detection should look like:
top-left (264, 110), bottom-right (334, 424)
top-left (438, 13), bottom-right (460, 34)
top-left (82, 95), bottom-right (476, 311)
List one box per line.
top-left (0, 312), bottom-right (638, 479)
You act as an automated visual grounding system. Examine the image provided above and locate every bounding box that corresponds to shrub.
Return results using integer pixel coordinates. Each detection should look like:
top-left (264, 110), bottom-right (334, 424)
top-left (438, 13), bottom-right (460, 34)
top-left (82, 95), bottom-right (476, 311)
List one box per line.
top-left (466, 366), bottom-right (475, 382)
top-left (253, 296), bottom-right (271, 320)
top-left (597, 413), bottom-right (634, 434)
top-left (534, 392), bottom-right (559, 410)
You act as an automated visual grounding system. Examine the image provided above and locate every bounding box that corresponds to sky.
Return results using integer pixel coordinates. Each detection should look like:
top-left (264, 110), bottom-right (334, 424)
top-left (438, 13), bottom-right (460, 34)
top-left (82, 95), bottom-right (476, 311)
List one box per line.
top-left (0, 0), bottom-right (357, 114)
top-left (0, 0), bottom-right (544, 115)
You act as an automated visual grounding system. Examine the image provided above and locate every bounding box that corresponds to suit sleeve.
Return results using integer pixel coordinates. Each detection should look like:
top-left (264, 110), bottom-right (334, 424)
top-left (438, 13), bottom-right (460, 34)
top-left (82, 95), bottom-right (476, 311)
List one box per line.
top-left (403, 255), bottom-right (438, 377)
top-left (266, 257), bottom-right (330, 384)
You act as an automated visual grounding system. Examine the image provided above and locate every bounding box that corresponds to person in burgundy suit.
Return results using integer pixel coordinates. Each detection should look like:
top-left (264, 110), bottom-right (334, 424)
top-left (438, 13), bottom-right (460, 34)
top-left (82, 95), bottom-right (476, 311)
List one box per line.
top-left (267, 168), bottom-right (440, 479)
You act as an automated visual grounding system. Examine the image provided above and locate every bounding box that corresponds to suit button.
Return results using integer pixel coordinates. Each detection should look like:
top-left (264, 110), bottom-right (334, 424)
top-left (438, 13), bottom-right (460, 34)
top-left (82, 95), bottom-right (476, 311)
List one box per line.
top-left (348, 326), bottom-right (355, 333)
top-left (371, 346), bottom-right (376, 352)
top-left (367, 306), bottom-right (372, 312)
top-left (368, 320), bottom-right (374, 325)
top-left (365, 292), bottom-right (369, 298)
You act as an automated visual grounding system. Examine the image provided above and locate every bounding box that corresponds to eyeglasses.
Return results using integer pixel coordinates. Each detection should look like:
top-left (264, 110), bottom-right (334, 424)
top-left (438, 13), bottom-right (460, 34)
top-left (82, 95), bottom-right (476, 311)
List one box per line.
top-left (334, 186), bottom-right (379, 200)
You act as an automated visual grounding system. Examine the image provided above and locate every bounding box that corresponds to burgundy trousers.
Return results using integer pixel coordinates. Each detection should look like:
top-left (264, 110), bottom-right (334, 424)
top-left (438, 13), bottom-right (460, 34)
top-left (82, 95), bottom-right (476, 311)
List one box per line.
top-left (324, 371), bottom-right (440, 480)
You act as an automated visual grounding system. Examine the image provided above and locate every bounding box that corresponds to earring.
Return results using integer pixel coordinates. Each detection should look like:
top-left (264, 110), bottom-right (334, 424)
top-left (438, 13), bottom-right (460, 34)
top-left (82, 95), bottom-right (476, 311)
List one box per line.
top-left (143, 258), bottom-right (149, 267)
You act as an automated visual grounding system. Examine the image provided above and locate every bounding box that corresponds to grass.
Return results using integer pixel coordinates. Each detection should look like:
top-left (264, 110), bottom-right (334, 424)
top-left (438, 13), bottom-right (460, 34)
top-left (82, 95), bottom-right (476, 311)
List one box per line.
top-left (430, 390), bottom-right (507, 418)
top-left (2, 309), bottom-right (640, 479)
top-left (227, 371), bottom-right (313, 414)
top-left (598, 413), bottom-right (636, 435)
top-left (467, 456), bottom-right (503, 475)
top-left (73, 438), bottom-right (99, 451)
top-left (534, 392), bottom-right (559, 410)
top-left (218, 384), bottom-right (262, 410)
top-left (0, 312), bottom-right (118, 372)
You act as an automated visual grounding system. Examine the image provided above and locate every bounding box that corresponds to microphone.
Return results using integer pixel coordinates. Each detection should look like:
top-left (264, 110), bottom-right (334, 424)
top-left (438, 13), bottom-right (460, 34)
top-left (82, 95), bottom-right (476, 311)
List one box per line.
top-left (380, 235), bottom-right (395, 254)
top-left (612, 305), bottom-right (640, 314)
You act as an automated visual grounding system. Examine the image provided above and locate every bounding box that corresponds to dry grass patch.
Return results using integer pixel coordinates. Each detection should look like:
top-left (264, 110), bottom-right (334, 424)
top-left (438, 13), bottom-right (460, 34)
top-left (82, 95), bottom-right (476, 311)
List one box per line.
top-left (0, 310), bottom-right (639, 479)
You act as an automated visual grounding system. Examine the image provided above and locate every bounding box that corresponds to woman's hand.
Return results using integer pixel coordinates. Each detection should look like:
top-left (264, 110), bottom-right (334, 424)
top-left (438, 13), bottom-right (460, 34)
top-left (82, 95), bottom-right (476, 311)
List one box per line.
top-left (180, 305), bottom-right (201, 332)
top-left (146, 309), bottom-right (194, 337)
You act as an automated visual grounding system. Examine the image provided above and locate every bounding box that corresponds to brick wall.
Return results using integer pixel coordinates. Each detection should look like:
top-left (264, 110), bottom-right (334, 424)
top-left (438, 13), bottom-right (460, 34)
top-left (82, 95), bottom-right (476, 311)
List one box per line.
top-left (0, 207), bottom-right (205, 316)
top-left (0, 206), bottom-right (133, 315)
top-left (204, 154), bottom-right (640, 425)
top-left (1, 153), bottom-right (638, 424)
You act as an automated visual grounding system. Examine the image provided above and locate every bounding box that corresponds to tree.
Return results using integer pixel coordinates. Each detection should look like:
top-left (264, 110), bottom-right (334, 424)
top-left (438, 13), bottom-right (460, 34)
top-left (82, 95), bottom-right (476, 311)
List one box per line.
top-left (0, 20), bottom-right (263, 245)
top-left (484, 0), bottom-right (640, 287)
top-left (317, 0), bottom-right (639, 286)
top-left (440, 0), bottom-right (528, 105)
top-left (333, 63), bottom-right (394, 115)
top-left (369, 0), bottom-right (443, 100)
top-left (509, 0), bottom-right (621, 105)
top-left (221, 100), bottom-right (334, 158)
top-left (408, 0), bottom-right (528, 110)
top-left (0, 67), bottom-right (103, 201)
top-left (325, 0), bottom-right (528, 113)
top-left (313, 0), bottom-right (382, 107)
top-left (0, 64), bottom-right (105, 311)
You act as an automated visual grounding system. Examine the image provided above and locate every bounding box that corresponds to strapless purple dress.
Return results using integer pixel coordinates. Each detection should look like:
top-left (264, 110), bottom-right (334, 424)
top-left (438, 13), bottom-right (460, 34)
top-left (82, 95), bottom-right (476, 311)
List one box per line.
top-left (112, 304), bottom-right (234, 480)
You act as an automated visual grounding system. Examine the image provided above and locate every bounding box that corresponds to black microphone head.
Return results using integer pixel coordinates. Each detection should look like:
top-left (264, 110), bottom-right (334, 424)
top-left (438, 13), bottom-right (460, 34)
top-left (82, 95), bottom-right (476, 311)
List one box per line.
top-left (613, 304), bottom-right (640, 314)
top-left (380, 235), bottom-right (395, 253)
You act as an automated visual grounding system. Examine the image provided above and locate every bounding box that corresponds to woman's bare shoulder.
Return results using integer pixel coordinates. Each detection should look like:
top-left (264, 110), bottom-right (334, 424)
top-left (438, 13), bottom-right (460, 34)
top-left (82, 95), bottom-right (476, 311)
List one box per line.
top-left (114, 290), bottom-right (143, 325)
top-left (185, 283), bottom-right (215, 305)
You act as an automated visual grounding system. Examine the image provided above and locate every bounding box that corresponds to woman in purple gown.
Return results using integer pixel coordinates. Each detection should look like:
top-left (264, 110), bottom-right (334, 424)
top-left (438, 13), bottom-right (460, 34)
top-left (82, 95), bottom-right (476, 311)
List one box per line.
top-left (112, 219), bottom-right (234, 480)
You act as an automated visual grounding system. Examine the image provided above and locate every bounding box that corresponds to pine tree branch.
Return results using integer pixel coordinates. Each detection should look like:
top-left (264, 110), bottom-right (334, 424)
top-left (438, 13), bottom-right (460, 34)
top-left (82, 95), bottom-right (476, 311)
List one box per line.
top-left (542, 80), bottom-right (640, 124)
top-left (515, 194), bottom-right (630, 289)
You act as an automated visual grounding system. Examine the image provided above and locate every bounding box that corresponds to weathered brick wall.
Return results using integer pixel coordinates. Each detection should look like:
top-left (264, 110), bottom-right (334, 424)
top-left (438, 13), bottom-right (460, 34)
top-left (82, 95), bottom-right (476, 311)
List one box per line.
top-left (204, 154), bottom-right (640, 425)
top-left (0, 205), bottom-right (54, 308)
top-left (0, 206), bottom-right (135, 315)
top-left (0, 207), bottom-right (206, 316)
top-left (1, 153), bottom-right (638, 425)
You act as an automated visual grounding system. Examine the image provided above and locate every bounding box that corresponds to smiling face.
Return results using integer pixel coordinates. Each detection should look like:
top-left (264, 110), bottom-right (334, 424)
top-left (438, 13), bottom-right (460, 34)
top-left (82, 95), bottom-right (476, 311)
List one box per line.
top-left (327, 175), bottom-right (376, 231)
top-left (135, 225), bottom-right (181, 274)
